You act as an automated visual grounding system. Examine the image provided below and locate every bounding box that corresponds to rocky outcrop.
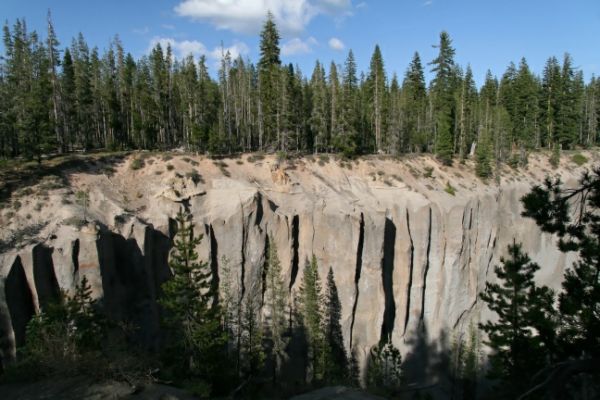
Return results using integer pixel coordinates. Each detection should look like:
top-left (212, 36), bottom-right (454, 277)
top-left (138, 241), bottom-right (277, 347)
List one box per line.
top-left (0, 152), bottom-right (589, 383)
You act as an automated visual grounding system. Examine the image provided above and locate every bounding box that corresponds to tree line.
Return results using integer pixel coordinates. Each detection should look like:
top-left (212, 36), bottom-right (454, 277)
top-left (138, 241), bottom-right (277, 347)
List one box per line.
top-left (1, 12), bottom-right (599, 173)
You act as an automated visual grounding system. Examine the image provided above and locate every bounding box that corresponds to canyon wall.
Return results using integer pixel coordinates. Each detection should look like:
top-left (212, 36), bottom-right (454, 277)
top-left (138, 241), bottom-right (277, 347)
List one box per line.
top-left (0, 153), bottom-right (586, 385)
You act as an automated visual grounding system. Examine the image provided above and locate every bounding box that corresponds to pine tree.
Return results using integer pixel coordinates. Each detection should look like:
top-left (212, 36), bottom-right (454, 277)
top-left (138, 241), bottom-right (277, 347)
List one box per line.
top-left (258, 12), bottom-right (281, 150)
top-left (540, 56), bottom-right (561, 148)
top-left (334, 50), bottom-right (359, 156)
top-left (310, 61), bottom-right (328, 153)
top-left (46, 10), bottom-right (63, 153)
top-left (300, 255), bottom-right (324, 382)
top-left (475, 129), bottom-right (492, 178)
top-left (159, 208), bottom-right (226, 389)
top-left (479, 241), bottom-right (556, 398)
top-left (367, 45), bottom-right (386, 153)
top-left (264, 236), bottom-right (287, 383)
top-left (429, 31), bottom-right (456, 165)
top-left (386, 74), bottom-right (401, 154)
top-left (402, 52), bottom-right (428, 152)
top-left (366, 339), bottom-right (403, 395)
top-left (514, 58), bottom-right (540, 150)
top-left (240, 281), bottom-right (265, 379)
top-left (322, 267), bottom-right (348, 384)
top-left (556, 54), bottom-right (583, 148)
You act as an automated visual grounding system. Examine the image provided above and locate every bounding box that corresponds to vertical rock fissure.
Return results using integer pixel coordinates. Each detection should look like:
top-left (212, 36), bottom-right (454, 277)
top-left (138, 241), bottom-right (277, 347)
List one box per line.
top-left (349, 212), bottom-right (365, 350)
top-left (457, 207), bottom-right (468, 262)
top-left (419, 208), bottom-right (433, 328)
top-left (32, 244), bottom-right (60, 310)
top-left (72, 239), bottom-right (80, 279)
top-left (209, 224), bottom-right (219, 306)
top-left (5, 256), bottom-right (35, 348)
top-left (404, 210), bottom-right (415, 333)
top-left (239, 202), bottom-right (247, 302)
top-left (261, 235), bottom-right (270, 305)
top-left (380, 216), bottom-right (396, 342)
top-left (289, 215), bottom-right (300, 291)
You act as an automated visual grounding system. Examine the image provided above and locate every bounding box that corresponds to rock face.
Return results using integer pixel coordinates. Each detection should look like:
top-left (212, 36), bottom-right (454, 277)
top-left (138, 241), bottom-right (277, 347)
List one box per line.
top-left (0, 152), bottom-right (589, 384)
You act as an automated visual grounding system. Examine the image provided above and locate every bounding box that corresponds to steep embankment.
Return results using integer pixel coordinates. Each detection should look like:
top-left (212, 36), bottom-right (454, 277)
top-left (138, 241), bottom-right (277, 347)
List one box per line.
top-left (0, 152), bottom-right (592, 382)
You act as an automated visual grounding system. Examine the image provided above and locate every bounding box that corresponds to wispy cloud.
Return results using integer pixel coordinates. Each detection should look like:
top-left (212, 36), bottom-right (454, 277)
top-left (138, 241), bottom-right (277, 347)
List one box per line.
top-left (133, 26), bottom-right (150, 35)
top-left (174, 0), bottom-right (353, 34)
top-left (161, 24), bottom-right (176, 30)
top-left (423, 0), bottom-right (433, 6)
top-left (148, 36), bottom-right (206, 59)
top-left (356, 1), bottom-right (367, 9)
top-left (148, 36), bottom-right (249, 62)
top-left (282, 37), bottom-right (318, 56)
top-left (209, 41), bottom-right (250, 61)
top-left (328, 37), bottom-right (345, 51)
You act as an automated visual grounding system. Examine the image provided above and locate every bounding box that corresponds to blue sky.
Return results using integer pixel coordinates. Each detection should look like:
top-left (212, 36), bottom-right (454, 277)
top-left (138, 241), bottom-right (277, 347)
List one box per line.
top-left (2, 0), bottom-right (599, 86)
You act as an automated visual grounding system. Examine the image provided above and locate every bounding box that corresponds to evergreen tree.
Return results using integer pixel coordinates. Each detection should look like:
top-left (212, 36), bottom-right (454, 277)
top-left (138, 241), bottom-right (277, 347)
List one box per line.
top-left (334, 50), bottom-right (359, 156)
top-left (402, 52), bottom-right (428, 152)
top-left (264, 236), bottom-right (288, 383)
top-left (479, 241), bottom-right (556, 398)
top-left (329, 61), bottom-right (341, 150)
top-left (556, 54), bottom-right (583, 148)
top-left (299, 255), bottom-right (324, 382)
top-left (522, 169), bottom-right (600, 361)
top-left (240, 282), bottom-right (265, 380)
top-left (386, 74), bottom-right (402, 154)
top-left (429, 31), bottom-right (456, 165)
top-left (366, 340), bottom-right (403, 396)
top-left (310, 61), bottom-right (328, 153)
top-left (18, 276), bottom-right (108, 375)
top-left (322, 267), bottom-right (348, 384)
top-left (258, 12), bottom-right (281, 149)
top-left (366, 45), bottom-right (386, 152)
top-left (540, 56), bottom-right (561, 148)
top-left (159, 208), bottom-right (227, 392)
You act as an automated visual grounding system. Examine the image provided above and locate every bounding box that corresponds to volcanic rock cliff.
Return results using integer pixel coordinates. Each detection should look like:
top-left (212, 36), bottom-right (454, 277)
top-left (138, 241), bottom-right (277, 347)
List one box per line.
top-left (0, 152), bottom-right (590, 385)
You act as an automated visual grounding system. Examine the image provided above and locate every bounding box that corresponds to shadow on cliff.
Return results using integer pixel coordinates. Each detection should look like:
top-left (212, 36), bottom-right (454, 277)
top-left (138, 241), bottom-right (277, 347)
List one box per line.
top-left (95, 223), bottom-right (172, 350)
top-left (0, 151), bottom-right (130, 203)
top-left (0, 215), bottom-right (177, 373)
top-left (399, 326), bottom-right (492, 400)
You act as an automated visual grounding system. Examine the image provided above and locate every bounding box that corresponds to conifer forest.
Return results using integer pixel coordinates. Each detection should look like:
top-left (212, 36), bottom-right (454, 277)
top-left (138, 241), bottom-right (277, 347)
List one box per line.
top-left (1, 12), bottom-right (599, 172)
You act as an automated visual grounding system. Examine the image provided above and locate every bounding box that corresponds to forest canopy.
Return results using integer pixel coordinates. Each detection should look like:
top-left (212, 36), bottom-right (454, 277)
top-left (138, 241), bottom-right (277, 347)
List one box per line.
top-left (1, 12), bottom-right (598, 168)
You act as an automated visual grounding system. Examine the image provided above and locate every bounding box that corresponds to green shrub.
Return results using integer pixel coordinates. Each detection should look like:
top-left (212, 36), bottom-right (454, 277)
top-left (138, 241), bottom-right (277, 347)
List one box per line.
top-left (276, 151), bottom-right (287, 162)
top-left (130, 158), bottom-right (144, 170)
top-left (445, 181), bottom-right (456, 196)
top-left (186, 170), bottom-right (204, 185)
top-left (366, 341), bottom-right (403, 396)
top-left (549, 145), bottom-right (560, 169)
top-left (571, 153), bottom-right (588, 166)
top-left (166, 164), bottom-right (175, 171)
top-left (424, 166), bottom-right (434, 178)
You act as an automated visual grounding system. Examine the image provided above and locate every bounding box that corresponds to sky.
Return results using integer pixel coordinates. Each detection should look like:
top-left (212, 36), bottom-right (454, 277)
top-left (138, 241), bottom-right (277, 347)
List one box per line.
top-left (1, 0), bottom-right (599, 86)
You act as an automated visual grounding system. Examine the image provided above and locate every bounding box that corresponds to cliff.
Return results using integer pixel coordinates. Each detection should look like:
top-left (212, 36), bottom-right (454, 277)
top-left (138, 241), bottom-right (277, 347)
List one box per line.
top-left (0, 151), bottom-right (591, 385)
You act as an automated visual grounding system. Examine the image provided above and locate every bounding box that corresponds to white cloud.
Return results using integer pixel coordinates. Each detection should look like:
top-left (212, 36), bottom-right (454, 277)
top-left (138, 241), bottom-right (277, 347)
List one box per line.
top-left (148, 36), bottom-right (207, 59)
top-left (356, 1), bottom-right (367, 9)
top-left (133, 26), bottom-right (150, 35)
top-left (281, 37), bottom-right (318, 56)
top-left (148, 37), bottom-right (249, 62)
top-left (209, 41), bottom-right (250, 61)
top-left (174, 0), bottom-right (352, 34)
top-left (162, 24), bottom-right (176, 30)
top-left (328, 37), bottom-right (344, 51)
top-left (423, 0), bottom-right (433, 6)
